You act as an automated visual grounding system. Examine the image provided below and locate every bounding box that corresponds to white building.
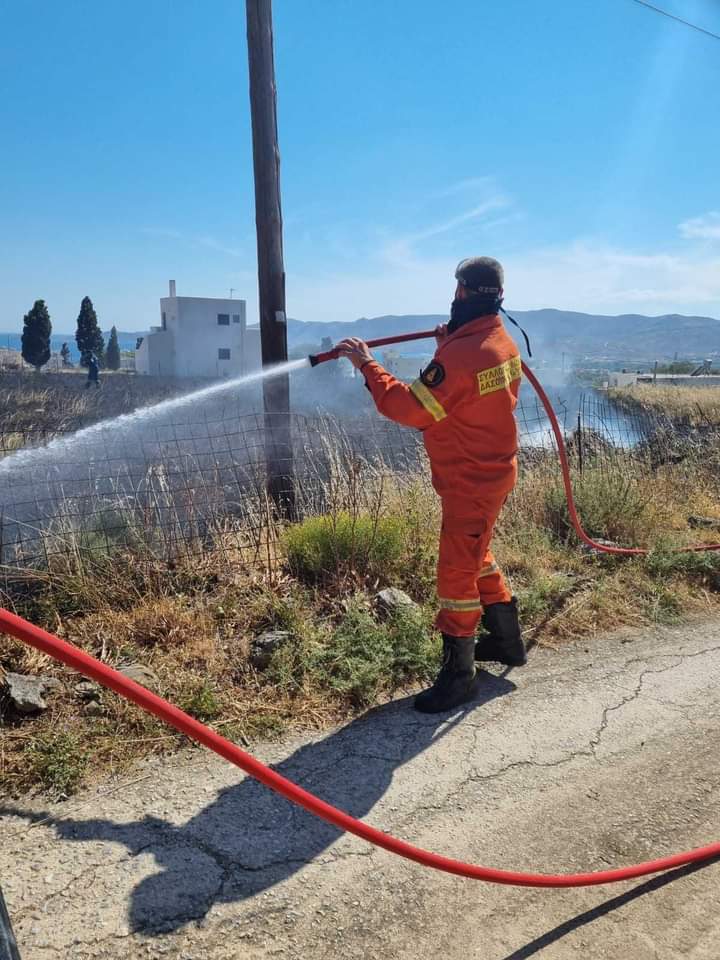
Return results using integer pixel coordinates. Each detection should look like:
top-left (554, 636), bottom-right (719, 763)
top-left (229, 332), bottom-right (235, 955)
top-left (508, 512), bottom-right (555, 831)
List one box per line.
top-left (381, 349), bottom-right (433, 382)
top-left (607, 369), bottom-right (720, 388)
top-left (135, 281), bottom-right (262, 378)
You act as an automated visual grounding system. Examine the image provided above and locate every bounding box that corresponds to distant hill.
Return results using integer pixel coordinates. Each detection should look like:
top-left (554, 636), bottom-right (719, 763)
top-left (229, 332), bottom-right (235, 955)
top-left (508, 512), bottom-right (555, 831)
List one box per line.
top-left (287, 310), bottom-right (720, 361)
top-left (3, 310), bottom-right (719, 365)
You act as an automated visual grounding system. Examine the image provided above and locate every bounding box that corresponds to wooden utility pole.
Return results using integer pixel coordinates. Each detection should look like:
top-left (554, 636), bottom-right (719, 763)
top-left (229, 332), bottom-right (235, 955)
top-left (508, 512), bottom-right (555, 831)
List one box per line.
top-left (246, 0), bottom-right (295, 517)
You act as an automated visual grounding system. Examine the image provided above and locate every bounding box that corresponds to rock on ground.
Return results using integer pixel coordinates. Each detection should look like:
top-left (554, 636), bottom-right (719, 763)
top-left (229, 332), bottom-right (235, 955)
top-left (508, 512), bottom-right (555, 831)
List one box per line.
top-left (3, 673), bottom-right (62, 714)
top-left (249, 631), bottom-right (291, 671)
top-left (374, 588), bottom-right (419, 619)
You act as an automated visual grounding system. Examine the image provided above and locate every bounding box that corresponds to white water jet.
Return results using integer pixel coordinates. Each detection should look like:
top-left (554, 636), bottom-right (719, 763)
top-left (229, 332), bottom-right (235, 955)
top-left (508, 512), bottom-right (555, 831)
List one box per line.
top-left (0, 358), bottom-right (310, 476)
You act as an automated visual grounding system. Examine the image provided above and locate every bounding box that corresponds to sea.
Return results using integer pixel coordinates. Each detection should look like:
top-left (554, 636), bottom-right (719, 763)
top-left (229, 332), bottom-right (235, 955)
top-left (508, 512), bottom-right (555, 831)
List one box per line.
top-left (0, 331), bottom-right (143, 362)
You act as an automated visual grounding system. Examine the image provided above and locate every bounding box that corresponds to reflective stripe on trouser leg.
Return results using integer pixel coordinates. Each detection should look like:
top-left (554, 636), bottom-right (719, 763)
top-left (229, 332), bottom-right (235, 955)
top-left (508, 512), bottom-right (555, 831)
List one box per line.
top-left (476, 550), bottom-right (512, 607)
top-left (435, 526), bottom-right (492, 637)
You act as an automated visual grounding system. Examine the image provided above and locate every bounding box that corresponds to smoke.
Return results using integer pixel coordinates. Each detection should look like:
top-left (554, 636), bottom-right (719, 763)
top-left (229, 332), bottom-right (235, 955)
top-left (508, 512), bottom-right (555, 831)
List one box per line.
top-left (289, 357), bottom-right (377, 418)
top-left (0, 345), bottom-right (641, 567)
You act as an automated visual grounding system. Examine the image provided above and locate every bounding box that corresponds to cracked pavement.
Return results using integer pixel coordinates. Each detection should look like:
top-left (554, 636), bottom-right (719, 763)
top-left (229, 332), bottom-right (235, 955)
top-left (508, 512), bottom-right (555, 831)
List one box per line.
top-left (2, 620), bottom-right (720, 959)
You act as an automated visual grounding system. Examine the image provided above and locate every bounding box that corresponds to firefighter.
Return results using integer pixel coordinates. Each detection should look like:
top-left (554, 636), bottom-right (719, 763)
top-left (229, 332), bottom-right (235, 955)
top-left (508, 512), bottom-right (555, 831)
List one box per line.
top-left (337, 256), bottom-right (526, 713)
top-left (85, 353), bottom-right (100, 389)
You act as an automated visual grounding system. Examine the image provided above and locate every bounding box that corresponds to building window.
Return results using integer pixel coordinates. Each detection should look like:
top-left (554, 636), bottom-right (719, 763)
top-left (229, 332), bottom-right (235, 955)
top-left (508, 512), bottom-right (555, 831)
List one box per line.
top-left (232, 313), bottom-right (241, 324)
top-left (218, 348), bottom-right (231, 360)
top-left (161, 312), bottom-right (166, 330)
top-left (217, 313), bottom-right (230, 326)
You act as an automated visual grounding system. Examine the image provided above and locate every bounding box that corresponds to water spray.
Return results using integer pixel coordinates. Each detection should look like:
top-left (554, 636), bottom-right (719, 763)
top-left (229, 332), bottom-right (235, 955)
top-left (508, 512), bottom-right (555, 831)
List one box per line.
top-left (0, 357), bottom-right (310, 477)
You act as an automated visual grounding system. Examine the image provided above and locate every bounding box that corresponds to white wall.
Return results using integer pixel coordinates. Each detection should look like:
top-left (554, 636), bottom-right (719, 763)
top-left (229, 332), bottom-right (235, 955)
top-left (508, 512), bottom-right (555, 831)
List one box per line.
top-left (171, 297), bottom-right (242, 378)
top-left (136, 329), bottom-right (174, 376)
top-left (137, 294), bottom-right (262, 378)
top-left (608, 372), bottom-right (639, 388)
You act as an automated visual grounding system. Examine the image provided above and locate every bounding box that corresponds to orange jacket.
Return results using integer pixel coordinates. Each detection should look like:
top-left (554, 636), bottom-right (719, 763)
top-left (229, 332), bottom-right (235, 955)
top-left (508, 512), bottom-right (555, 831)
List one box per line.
top-left (362, 314), bottom-right (521, 521)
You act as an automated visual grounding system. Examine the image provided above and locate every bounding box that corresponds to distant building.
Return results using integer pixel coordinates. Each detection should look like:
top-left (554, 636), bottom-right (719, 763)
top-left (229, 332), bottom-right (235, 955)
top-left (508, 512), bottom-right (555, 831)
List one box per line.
top-left (0, 347), bottom-right (22, 370)
top-left (607, 370), bottom-right (720, 388)
top-left (382, 349), bottom-right (432, 382)
top-left (607, 372), bottom-right (639, 388)
top-left (135, 281), bottom-right (262, 378)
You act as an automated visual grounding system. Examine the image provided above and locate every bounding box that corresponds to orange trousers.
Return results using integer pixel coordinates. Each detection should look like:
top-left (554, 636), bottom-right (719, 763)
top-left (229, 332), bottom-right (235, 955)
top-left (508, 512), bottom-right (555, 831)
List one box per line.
top-left (435, 506), bottom-right (512, 637)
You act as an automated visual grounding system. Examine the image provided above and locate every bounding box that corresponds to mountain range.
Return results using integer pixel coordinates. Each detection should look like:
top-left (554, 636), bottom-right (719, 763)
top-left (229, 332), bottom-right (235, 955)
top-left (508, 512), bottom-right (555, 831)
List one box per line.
top-left (287, 310), bottom-right (720, 362)
top-left (2, 309), bottom-right (719, 363)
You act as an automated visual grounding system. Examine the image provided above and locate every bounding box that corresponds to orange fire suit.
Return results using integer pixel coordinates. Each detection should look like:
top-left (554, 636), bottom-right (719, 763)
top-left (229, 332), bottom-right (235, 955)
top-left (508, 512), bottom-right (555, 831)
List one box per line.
top-left (362, 313), bottom-right (521, 637)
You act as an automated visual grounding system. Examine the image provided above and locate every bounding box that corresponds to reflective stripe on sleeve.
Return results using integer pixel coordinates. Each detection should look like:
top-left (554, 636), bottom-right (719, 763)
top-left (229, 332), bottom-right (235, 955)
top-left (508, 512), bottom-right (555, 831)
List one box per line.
top-left (478, 562), bottom-right (500, 579)
top-left (410, 379), bottom-right (447, 422)
top-left (438, 597), bottom-right (484, 612)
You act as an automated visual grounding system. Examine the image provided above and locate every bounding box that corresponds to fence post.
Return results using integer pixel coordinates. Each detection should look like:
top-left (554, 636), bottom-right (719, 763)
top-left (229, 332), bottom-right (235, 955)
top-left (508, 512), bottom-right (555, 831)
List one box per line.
top-left (577, 412), bottom-right (583, 475)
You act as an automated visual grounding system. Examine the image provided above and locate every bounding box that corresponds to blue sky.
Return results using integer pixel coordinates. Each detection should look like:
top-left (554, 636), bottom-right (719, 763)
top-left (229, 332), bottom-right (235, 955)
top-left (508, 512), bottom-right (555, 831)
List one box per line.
top-left (1, 0), bottom-right (719, 332)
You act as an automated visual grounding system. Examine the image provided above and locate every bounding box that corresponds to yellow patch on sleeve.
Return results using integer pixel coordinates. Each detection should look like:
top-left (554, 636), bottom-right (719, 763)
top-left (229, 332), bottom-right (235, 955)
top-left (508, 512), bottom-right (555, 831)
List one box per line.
top-left (476, 355), bottom-right (522, 396)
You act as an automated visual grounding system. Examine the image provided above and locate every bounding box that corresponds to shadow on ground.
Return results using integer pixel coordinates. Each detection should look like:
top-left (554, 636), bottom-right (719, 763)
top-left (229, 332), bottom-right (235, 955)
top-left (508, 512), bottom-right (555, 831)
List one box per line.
top-left (4, 670), bottom-right (514, 935)
top-left (502, 857), bottom-right (720, 960)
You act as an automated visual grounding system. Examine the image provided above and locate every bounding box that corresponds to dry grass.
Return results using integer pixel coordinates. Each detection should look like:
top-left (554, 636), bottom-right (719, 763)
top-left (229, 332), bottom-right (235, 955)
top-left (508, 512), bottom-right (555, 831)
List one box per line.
top-left (0, 370), bottom-right (210, 451)
top-left (2, 409), bottom-right (720, 796)
top-left (609, 385), bottom-right (720, 426)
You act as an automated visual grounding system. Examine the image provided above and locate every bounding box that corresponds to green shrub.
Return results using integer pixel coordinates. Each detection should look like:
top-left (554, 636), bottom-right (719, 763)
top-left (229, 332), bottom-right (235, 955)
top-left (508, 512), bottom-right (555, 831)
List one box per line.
top-left (517, 573), bottom-right (576, 623)
top-left (643, 583), bottom-right (683, 624)
top-left (309, 599), bottom-right (437, 707)
top-left (283, 512), bottom-right (409, 585)
top-left (645, 548), bottom-right (720, 591)
top-left (543, 471), bottom-right (654, 546)
top-left (29, 733), bottom-right (87, 796)
top-left (180, 682), bottom-right (221, 721)
top-left (261, 596), bottom-right (437, 707)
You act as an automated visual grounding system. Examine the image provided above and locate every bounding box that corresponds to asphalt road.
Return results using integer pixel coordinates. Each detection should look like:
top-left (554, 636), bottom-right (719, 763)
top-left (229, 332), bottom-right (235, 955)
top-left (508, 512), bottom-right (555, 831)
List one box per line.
top-left (2, 620), bottom-right (719, 959)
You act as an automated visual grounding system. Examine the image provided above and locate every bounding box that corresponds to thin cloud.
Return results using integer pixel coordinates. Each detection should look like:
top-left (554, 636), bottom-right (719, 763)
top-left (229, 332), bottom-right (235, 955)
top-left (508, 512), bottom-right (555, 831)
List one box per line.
top-left (505, 242), bottom-right (720, 314)
top-left (286, 240), bottom-right (720, 324)
top-left (378, 195), bottom-right (511, 268)
top-left (477, 212), bottom-right (525, 232)
top-left (408, 197), bottom-right (509, 244)
top-left (679, 212), bottom-right (720, 241)
top-left (197, 236), bottom-right (245, 259)
top-left (140, 227), bottom-right (246, 258)
top-left (432, 177), bottom-right (496, 199)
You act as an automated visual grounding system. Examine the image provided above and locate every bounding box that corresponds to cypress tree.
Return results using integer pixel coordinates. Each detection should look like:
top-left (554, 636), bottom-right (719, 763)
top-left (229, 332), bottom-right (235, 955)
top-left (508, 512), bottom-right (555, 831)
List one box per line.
top-left (21, 300), bottom-right (52, 370)
top-left (106, 326), bottom-right (121, 371)
top-left (75, 296), bottom-right (105, 367)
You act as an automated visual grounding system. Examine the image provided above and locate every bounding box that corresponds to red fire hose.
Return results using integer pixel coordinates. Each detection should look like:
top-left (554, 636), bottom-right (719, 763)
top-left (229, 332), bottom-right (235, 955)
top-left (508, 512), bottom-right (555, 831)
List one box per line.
top-left (522, 362), bottom-right (720, 556)
top-left (2, 345), bottom-right (720, 888)
top-left (1, 606), bottom-right (719, 887)
top-left (309, 329), bottom-right (437, 366)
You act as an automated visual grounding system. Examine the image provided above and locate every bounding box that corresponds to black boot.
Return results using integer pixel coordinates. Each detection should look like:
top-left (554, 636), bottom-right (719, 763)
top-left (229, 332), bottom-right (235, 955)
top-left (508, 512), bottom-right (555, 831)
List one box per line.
top-left (475, 596), bottom-right (527, 666)
top-left (414, 635), bottom-right (480, 713)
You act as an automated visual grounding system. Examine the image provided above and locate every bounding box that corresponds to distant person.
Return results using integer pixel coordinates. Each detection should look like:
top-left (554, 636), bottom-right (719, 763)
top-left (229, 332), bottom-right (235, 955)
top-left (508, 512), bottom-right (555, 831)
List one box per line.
top-left (337, 257), bottom-right (526, 713)
top-left (85, 353), bottom-right (100, 389)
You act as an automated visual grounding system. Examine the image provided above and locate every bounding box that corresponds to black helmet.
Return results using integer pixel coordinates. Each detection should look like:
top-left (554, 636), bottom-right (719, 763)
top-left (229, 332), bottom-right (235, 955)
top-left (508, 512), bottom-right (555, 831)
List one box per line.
top-left (454, 256), bottom-right (504, 295)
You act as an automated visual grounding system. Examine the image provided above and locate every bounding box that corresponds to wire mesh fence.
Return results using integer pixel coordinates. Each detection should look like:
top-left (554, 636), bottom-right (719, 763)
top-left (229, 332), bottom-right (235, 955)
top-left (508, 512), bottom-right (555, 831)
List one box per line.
top-left (1, 386), bottom-right (718, 572)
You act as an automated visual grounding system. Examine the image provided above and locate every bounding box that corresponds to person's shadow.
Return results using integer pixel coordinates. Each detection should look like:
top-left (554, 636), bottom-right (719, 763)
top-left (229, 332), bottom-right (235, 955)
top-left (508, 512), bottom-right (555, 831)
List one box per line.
top-left (4, 672), bottom-right (514, 935)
